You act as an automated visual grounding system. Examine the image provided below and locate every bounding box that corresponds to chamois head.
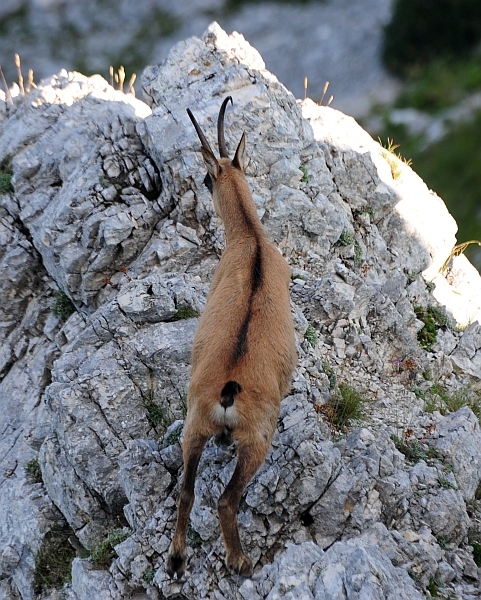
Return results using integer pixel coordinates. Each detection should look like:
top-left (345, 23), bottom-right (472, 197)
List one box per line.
top-left (187, 97), bottom-right (247, 217)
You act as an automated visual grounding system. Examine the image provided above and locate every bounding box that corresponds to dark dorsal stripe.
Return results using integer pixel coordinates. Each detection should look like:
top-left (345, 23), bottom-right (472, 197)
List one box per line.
top-left (231, 237), bottom-right (263, 363)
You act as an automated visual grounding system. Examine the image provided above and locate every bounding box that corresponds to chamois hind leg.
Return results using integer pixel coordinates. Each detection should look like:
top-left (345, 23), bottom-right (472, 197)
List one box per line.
top-left (218, 439), bottom-right (270, 577)
top-left (166, 430), bottom-right (208, 579)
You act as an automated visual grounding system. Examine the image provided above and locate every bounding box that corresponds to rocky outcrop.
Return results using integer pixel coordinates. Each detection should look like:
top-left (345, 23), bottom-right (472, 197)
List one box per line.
top-left (1, 22), bottom-right (481, 600)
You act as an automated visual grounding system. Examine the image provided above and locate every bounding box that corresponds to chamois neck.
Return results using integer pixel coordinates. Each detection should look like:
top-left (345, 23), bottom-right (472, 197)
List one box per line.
top-left (223, 195), bottom-right (265, 245)
top-left (217, 170), bottom-right (265, 245)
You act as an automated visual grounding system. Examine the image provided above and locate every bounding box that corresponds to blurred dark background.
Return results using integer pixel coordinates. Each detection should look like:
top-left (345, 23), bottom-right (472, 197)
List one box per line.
top-left (377, 0), bottom-right (481, 272)
top-left (1, 0), bottom-right (480, 271)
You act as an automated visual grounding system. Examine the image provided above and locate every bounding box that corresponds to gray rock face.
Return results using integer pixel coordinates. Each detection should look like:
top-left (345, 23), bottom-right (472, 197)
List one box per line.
top-left (1, 71), bottom-right (162, 312)
top-left (1, 21), bottom-right (481, 600)
top-left (432, 406), bottom-right (481, 500)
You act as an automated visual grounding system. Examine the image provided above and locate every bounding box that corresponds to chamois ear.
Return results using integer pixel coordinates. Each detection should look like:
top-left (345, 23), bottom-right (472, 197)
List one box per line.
top-left (201, 147), bottom-right (220, 180)
top-left (232, 133), bottom-right (246, 172)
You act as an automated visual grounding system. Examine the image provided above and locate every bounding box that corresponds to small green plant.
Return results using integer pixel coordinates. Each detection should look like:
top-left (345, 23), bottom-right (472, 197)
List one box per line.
top-left (436, 535), bottom-right (449, 551)
top-left (336, 229), bottom-right (355, 247)
top-left (299, 164), bottom-right (309, 183)
top-left (438, 476), bottom-right (457, 490)
top-left (324, 383), bottom-right (365, 428)
top-left (33, 524), bottom-right (77, 593)
top-left (407, 568), bottom-right (419, 582)
top-left (475, 482), bottom-right (481, 501)
top-left (468, 527), bottom-right (481, 567)
top-left (304, 323), bottom-right (318, 348)
top-left (427, 576), bottom-right (443, 597)
top-left (0, 168), bottom-right (13, 194)
top-left (142, 566), bottom-right (156, 583)
top-left (187, 523), bottom-right (203, 548)
top-left (360, 206), bottom-right (376, 220)
top-left (179, 389), bottom-right (188, 418)
top-left (414, 305), bottom-right (451, 351)
top-left (141, 384), bottom-right (175, 433)
top-left (164, 422), bottom-right (183, 446)
top-left (471, 541), bottom-right (481, 567)
top-left (25, 457), bottom-right (42, 483)
top-left (354, 241), bottom-right (363, 266)
top-left (391, 431), bottom-right (441, 464)
top-left (322, 362), bottom-right (337, 390)
top-left (89, 529), bottom-right (131, 569)
top-left (391, 435), bottom-right (427, 463)
top-left (423, 384), bottom-right (481, 419)
top-left (172, 306), bottom-right (200, 321)
top-left (291, 272), bottom-right (307, 281)
top-left (411, 387), bottom-right (426, 401)
top-left (51, 290), bottom-right (76, 320)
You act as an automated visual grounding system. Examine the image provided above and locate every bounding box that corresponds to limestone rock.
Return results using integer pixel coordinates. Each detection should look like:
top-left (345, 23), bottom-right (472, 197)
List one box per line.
top-left (1, 21), bottom-right (481, 600)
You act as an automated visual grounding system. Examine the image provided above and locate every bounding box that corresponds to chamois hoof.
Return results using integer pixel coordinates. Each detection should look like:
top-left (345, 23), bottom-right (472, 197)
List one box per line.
top-left (166, 551), bottom-right (186, 580)
top-left (226, 553), bottom-right (253, 578)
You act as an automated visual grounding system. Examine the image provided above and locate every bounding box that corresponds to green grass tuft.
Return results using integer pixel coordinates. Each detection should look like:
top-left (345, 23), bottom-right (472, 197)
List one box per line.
top-left (25, 457), bottom-right (43, 483)
top-left (142, 566), bottom-right (156, 583)
top-left (0, 169), bottom-right (13, 194)
top-left (423, 383), bottom-right (481, 419)
top-left (391, 435), bottom-right (427, 463)
top-left (391, 435), bottom-right (440, 464)
top-left (51, 290), bottom-right (76, 320)
top-left (322, 362), bottom-right (337, 390)
top-left (468, 527), bottom-right (481, 566)
top-left (438, 476), bottom-right (457, 490)
top-left (414, 305), bottom-right (451, 351)
top-left (89, 529), bottom-right (131, 569)
top-left (436, 535), bottom-right (450, 551)
top-left (472, 542), bottom-right (481, 567)
top-left (325, 383), bottom-right (366, 428)
top-left (336, 229), bottom-right (355, 247)
top-left (427, 576), bottom-right (443, 597)
top-left (172, 306), bottom-right (200, 321)
top-left (304, 323), bottom-right (318, 348)
top-left (33, 524), bottom-right (77, 593)
top-left (299, 164), bottom-right (309, 183)
top-left (164, 422), bottom-right (183, 446)
top-left (141, 393), bottom-right (175, 433)
top-left (187, 523), bottom-right (203, 548)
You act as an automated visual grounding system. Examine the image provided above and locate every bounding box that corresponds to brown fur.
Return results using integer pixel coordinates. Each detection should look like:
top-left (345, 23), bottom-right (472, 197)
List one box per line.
top-left (166, 100), bottom-right (297, 579)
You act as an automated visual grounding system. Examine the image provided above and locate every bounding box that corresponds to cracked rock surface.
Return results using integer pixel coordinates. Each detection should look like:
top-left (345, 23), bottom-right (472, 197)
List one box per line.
top-left (1, 22), bottom-right (481, 600)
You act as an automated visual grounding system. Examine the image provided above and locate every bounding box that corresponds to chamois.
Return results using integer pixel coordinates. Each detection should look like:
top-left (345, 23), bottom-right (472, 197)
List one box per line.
top-left (166, 97), bottom-right (297, 579)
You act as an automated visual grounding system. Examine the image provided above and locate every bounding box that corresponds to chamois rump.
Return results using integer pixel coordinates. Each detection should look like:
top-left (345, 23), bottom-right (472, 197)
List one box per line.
top-left (166, 97), bottom-right (297, 579)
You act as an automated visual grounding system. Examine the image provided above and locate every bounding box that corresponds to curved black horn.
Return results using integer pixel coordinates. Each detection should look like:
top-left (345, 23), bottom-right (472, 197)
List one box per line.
top-left (217, 96), bottom-right (233, 158)
top-left (186, 108), bottom-right (215, 155)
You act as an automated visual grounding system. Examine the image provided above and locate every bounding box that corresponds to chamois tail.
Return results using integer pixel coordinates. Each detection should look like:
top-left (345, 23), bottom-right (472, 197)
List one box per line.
top-left (220, 381), bottom-right (242, 408)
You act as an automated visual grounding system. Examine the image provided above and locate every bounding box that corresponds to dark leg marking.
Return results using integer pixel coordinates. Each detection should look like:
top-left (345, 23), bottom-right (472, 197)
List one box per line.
top-left (166, 434), bottom-right (208, 579)
top-left (218, 442), bottom-right (269, 577)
